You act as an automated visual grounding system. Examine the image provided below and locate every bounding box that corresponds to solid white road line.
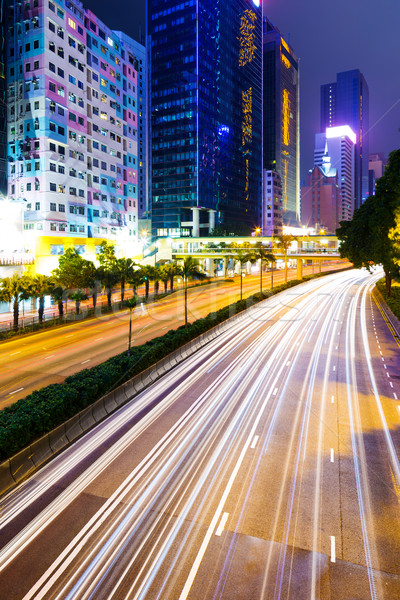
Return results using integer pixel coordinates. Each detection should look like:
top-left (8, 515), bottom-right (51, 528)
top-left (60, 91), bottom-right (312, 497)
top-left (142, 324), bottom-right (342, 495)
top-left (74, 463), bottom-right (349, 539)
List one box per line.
top-left (215, 512), bottom-right (229, 537)
top-left (330, 536), bottom-right (336, 563)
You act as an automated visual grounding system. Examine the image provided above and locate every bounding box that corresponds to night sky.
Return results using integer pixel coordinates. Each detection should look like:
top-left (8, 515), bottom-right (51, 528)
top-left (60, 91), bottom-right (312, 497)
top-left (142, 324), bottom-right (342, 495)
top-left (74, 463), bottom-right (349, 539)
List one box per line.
top-left (84, 0), bottom-right (400, 180)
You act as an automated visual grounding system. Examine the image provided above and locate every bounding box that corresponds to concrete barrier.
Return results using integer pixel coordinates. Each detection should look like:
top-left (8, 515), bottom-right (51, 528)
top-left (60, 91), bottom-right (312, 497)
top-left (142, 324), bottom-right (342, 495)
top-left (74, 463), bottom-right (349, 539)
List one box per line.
top-left (49, 423), bottom-right (68, 453)
top-left (30, 435), bottom-right (53, 467)
top-left (64, 414), bottom-right (84, 443)
top-left (79, 406), bottom-right (95, 431)
top-left (141, 369), bottom-right (153, 388)
top-left (0, 460), bottom-right (16, 496)
top-left (103, 391), bottom-right (118, 414)
top-left (10, 447), bottom-right (36, 483)
top-left (92, 399), bottom-right (108, 423)
top-left (113, 387), bottom-right (128, 407)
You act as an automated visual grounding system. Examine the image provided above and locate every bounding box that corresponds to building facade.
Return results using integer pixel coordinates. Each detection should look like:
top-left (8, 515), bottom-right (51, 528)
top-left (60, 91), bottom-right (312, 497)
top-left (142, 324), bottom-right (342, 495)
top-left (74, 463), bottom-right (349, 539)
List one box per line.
top-left (368, 152), bottom-right (386, 196)
top-left (301, 165), bottom-right (342, 234)
top-left (314, 125), bottom-right (355, 221)
top-left (0, 0), bottom-right (7, 196)
top-left (5, 0), bottom-right (144, 269)
top-left (262, 16), bottom-right (300, 226)
top-left (262, 169), bottom-right (282, 236)
top-left (320, 69), bottom-right (369, 210)
top-left (149, 0), bottom-right (263, 238)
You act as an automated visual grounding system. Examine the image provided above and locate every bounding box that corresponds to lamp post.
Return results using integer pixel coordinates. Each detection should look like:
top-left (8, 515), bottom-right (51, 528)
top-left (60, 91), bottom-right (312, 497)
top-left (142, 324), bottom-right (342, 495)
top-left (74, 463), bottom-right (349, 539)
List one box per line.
top-left (125, 296), bottom-right (137, 357)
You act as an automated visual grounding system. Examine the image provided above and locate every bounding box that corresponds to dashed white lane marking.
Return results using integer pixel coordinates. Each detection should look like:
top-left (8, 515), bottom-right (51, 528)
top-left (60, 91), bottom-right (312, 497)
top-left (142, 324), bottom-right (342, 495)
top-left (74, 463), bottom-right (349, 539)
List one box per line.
top-left (330, 536), bottom-right (336, 563)
top-left (44, 355), bottom-right (55, 360)
top-left (81, 359), bottom-right (90, 364)
top-left (387, 373), bottom-right (390, 378)
top-left (95, 338), bottom-right (103, 341)
top-left (330, 448), bottom-right (334, 463)
top-left (382, 358), bottom-right (385, 362)
top-left (65, 335), bottom-right (73, 338)
top-left (333, 366), bottom-right (336, 372)
top-left (331, 395), bottom-right (335, 404)
top-left (250, 435), bottom-right (259, 449)
top-left (215, 512), bottom-right (229, 537)
top-left (384, 365), bottom-right (387, 370)
top-left (286, 361), bottom-right (291, 366)
top-left (394, 393), bottom-right (398, 400)
top-left (10, 351), bottom-right (21, 356)
top-left (8, 387), bottom-right (24, 395)
top-left (273, 388), bottom-right (278, 396)
top-left (390, 382), bottom-right (394, 388)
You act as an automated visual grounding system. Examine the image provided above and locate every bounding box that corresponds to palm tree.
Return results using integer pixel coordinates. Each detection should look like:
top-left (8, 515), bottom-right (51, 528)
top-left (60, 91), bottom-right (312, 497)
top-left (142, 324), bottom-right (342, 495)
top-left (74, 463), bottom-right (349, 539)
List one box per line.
top-left (115, 257), bottom-right (136, 302)
top-left (275, 234), bottom-right (296, 283)
top-left (141, 265), bottom-right (155, 300)
top-left (70, 290), bottom-right (88, 315)
top-left (128, 268), bottom-right (145, 296)
top-left (0, 273), bottom-right (34, 331)
top-left (50, 284), bottom-right (65, 318)
top-left (153, 266), bottom-right (161, 296)
top-left (253, 243), bottom-right (274, 294)
top-left (31, 274), bottom-right (54, 323)
top-left (159, 264), bottom-right (170, 294)
top-left (165, 262), bottom-right (179, 292)
top-left (124, 296), bottom-right (137, 356)
top-left (98, 264), bottom-right (119, 309)
top-left (235, 250), bottom-right (256, 301)
top-left (177, 257), bottom-right (207, 326)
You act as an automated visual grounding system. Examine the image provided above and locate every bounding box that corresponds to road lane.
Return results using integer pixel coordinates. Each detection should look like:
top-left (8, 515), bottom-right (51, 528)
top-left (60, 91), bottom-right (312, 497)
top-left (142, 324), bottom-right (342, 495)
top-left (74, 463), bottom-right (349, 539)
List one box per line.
top-left (0, 263), bottom-right (350, 407)
top-left (1, 268), bottom-right (400, 599)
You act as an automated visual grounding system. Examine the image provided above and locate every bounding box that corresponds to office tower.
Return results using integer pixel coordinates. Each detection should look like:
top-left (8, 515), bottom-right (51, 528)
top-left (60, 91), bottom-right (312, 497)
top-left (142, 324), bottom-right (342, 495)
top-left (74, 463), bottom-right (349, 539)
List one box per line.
top-left (5, 0), bottom-right (143, 270)
top-left (149, 0), bottom-right (263, 238)
top-left (301, 165), bottom-right (342, 234)
top-left (314, 125), bottom-right (355, 221)
top-left (262, 17), bottom-right (300, 226)
top-left (368, 152), bottom-right (386, 196)
top-left (262, 170), bottom-right (283, 236)
top-left (0, 0), bottom-right (6, 196)
top-left (321, 69), bottom-right (369, 210)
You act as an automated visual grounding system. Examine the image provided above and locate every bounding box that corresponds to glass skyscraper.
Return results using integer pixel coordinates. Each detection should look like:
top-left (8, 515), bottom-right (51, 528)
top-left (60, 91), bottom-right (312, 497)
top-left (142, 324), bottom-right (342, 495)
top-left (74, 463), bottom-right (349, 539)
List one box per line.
top-left (0, 0), bottom-right (6, 196)
top-left (149, 0), bottom-right (263, 237)
top-left (262, 17), bottom-right (300, 226)
top-left (321, 69), bottom-right (369, 210)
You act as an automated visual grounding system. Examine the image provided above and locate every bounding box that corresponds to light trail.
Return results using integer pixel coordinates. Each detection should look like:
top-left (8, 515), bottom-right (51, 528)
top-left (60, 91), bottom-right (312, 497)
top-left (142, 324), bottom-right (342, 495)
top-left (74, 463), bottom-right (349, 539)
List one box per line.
top-left (1, 269), bottom-right (399, 599)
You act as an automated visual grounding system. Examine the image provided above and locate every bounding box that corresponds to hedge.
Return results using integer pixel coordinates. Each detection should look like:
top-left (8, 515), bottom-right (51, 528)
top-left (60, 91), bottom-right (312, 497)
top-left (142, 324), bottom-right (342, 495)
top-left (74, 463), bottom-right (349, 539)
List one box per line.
top-left (0, 268), bottom-right (351, 461)
top-left (376, 279), bottom-right (400, 321)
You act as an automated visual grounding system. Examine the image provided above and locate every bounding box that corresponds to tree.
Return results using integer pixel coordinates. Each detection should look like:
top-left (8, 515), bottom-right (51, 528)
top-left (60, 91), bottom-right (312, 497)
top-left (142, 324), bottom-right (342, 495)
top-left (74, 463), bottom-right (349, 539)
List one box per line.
top-left (153, 266), bottom-right (161, 296)
top-left (0, 273), bottom-right (34, 331)
top-left (141, 265), bottom-right (155, 300)
top-left (31, 274), bottom-right (54, 323)
top-left (50, 284), bottom-right (65, 318)
top-left (235, 250), bottom-right (256, 301)
top-left (124, 296), bottom-right (137, 356)
top-left (253, 243), bottom-right (274, 294)
top-left (159, 264), bottom-right (170, 294)
top-left (177, 257), bottom-right (208, 326)
top-left (70, 290), bottom-right (88, 315)
top-left (337, 149), bottom-right (400, 296)
top-left (96, 242), bottom-right (119, 309)
top-left (128, 268), bottom-right (145, 296)
top-left (52, 248), bottom-right (96, 312)
top-left (114, 257), bottom-right (136, 302)
top-left (275, 235), bottom-right (296, 283)
top-left (165, 262), bottom-right (179, 292)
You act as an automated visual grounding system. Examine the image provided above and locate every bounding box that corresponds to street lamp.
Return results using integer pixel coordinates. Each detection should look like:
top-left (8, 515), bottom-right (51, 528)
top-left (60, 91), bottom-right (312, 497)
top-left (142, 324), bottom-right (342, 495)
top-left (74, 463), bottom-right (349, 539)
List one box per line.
top-left (125, 296), bottom-right (137, 357)
top-left (254, 227), bottom-right (261, 237)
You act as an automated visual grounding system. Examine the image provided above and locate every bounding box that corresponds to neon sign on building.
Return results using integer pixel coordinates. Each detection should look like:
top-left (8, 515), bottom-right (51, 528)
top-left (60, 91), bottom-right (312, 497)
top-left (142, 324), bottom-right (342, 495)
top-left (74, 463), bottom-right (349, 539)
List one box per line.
top-left (238, 10), bottom-right (257, 67)
top-left (242, 87), bottom-right (253, 146)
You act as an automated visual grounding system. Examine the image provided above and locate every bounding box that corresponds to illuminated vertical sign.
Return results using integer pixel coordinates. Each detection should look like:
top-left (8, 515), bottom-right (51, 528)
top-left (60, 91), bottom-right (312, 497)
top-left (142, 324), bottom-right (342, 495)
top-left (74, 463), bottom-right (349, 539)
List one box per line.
top-left (282, 89), bottom-right (290, 146)
top-left (238, 10), bottom-right (257, 67)
top-left (282, 158), bottom-right (288, 211)
top-left (242, 87), bottom-right (252, 146)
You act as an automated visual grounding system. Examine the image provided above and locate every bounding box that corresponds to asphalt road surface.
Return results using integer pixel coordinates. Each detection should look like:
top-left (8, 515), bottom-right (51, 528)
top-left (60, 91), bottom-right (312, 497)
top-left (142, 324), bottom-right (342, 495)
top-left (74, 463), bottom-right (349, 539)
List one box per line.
top-left (1, 267), bottom-right (399, 599)
top-left (0, 262), bottom-right (348, 408)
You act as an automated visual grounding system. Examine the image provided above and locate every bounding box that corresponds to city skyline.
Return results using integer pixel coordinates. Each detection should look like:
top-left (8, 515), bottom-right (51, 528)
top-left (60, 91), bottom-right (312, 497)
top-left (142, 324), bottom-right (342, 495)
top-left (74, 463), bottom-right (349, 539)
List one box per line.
top-left (84, 0), bottom-right (400, 182)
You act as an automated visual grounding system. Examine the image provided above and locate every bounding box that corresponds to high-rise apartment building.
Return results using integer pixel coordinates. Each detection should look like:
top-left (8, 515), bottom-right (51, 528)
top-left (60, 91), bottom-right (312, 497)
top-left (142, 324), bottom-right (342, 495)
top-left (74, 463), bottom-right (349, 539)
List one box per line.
top-left (262, 17), bottom-right (300, 226)
top-left (314, 125), bottom-right (355, 221)
top-left (321, 69), bottom-right (369, 210)
top-left (368, 152), bottom-right (386, 196)
top-left (149, 0), bottom-right (263, 238)
top-left (5, 0), bottom-right (144, 269)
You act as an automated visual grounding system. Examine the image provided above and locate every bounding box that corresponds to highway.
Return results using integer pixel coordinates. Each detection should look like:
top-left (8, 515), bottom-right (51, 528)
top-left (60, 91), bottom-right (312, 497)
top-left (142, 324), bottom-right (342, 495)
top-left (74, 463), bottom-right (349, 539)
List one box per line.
top-left (1, 268), bottom-right (400, 599)
top-left (0, 262), bottom-right (348, 407)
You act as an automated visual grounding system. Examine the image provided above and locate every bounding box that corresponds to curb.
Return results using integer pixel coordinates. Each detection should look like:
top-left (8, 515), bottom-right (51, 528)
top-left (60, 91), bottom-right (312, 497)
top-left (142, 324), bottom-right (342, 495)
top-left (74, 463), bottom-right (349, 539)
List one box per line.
top-left (372, 285), bottom-right (400, 343)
